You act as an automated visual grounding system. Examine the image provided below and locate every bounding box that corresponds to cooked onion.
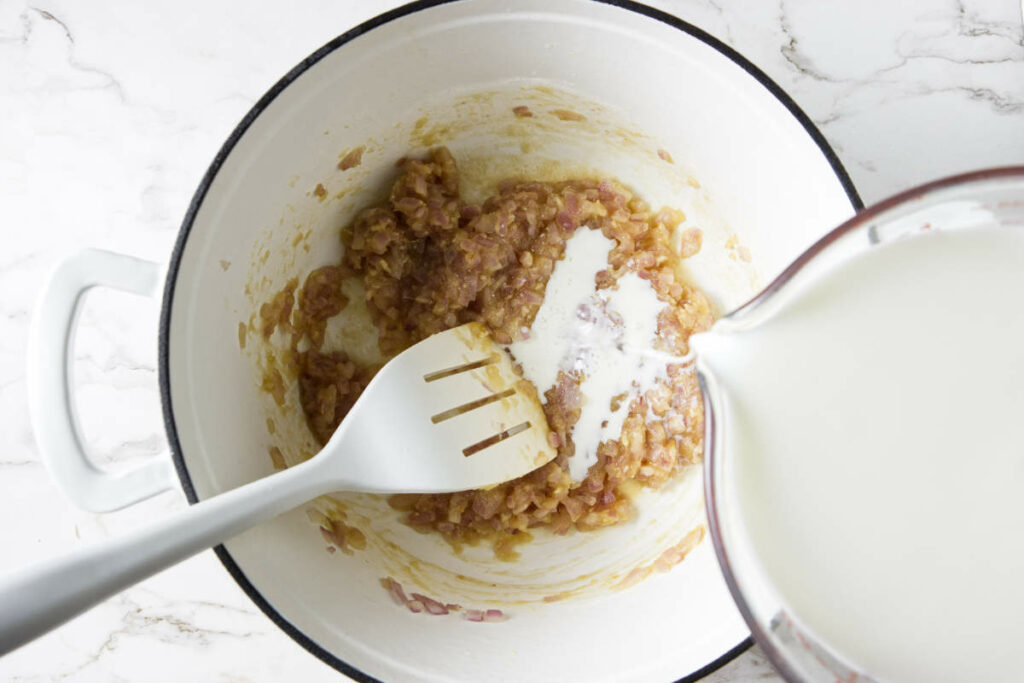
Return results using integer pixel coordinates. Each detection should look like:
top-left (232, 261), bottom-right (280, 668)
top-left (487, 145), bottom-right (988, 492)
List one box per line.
top-left (412, 593), bottom-right (450, 615)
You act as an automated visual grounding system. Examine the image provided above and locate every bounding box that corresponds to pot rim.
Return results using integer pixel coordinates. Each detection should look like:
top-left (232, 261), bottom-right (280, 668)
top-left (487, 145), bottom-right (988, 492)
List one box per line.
top-left (157, 0), bottom-right (863, 680)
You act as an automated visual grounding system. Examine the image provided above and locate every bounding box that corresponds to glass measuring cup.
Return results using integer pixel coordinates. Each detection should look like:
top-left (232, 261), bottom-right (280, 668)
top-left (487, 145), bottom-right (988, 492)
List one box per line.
top-left (699, 167), bottom-right (1024, 682)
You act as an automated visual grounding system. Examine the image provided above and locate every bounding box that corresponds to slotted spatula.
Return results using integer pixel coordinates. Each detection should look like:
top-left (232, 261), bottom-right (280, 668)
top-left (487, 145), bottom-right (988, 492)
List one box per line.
top-left (0, 322), bottom-right (555, 654)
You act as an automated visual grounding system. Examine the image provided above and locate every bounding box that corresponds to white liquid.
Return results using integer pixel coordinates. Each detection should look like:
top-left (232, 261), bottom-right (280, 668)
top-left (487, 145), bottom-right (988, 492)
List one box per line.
top-left (509, 229), bottom-right (670, 481)
top-left (568, 273), bottom-right (670, 479)
top-left (693, 227), bottom-right (1024, 682)
top-left (508, 228), bottom-right (614, 396)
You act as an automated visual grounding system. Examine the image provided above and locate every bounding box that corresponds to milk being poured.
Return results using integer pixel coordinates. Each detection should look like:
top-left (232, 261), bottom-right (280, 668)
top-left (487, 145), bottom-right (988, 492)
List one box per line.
top-left (692, 227), bottom-right (1024, 682)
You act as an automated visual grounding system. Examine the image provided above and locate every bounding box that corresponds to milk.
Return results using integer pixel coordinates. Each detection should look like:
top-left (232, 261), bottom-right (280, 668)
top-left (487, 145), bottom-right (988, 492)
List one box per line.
top-left (508, 228), bottom-right (615, 397)
top-left (693, 227), bottom-right (1024, 682)
top-left (509, 228), bottom-right (671, 481)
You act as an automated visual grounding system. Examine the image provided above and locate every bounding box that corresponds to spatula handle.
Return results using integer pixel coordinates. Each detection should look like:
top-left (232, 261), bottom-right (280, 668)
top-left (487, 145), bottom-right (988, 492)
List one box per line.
top-left (0, 456), bottom-right (328, 655)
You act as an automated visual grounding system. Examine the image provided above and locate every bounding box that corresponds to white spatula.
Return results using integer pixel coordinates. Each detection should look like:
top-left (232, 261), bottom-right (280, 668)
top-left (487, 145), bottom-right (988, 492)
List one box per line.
top-left (0, 322), bottom-right (555, 654)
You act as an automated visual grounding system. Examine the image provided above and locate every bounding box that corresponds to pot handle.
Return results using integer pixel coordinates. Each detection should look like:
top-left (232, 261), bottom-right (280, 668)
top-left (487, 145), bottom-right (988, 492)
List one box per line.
top-left (27, 249), bottom-right (176, 512)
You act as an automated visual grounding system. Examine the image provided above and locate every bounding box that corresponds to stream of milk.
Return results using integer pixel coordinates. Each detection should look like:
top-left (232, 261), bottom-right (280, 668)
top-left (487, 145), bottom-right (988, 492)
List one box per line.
top-left (692, 226), bottom-right (1024, 682)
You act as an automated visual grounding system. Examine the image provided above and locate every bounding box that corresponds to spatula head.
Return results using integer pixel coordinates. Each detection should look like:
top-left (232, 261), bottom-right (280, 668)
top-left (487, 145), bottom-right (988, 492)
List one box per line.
top-left (323, 323), bottom-right (558, 493)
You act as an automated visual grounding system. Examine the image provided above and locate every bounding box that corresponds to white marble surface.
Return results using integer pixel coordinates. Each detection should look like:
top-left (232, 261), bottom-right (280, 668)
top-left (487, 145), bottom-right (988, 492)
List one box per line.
top-left (1, 0), bottom-right (1022, 680)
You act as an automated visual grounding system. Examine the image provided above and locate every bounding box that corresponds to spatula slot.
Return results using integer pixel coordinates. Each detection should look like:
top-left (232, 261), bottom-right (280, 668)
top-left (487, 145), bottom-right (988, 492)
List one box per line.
top-left (462, 421), bottom-right (531, 457)
top-left (431, 388), bottom-right (516, 424)
top-left (423, 355), bottom-right (500, 382)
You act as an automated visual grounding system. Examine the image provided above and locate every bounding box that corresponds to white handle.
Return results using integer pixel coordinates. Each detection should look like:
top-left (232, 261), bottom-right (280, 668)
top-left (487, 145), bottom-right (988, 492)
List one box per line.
top-left (27, 249), bottom-right (176, 512)
top-left (0, 455), bottom-right (330, 655)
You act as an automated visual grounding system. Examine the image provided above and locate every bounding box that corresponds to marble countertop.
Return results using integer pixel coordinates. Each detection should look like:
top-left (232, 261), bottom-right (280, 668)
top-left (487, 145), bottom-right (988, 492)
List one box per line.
top-left (2, 0), bottom-right (1022, 680)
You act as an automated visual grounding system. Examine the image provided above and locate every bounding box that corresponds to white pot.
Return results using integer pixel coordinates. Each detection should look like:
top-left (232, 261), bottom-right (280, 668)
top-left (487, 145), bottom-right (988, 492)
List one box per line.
top-left (31, 1), bottom-right (859, 680)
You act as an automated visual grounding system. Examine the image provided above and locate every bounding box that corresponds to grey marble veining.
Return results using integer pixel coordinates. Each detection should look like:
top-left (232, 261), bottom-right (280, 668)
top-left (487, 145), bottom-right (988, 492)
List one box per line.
top-left (1, 0), bottom-right (1021, 680)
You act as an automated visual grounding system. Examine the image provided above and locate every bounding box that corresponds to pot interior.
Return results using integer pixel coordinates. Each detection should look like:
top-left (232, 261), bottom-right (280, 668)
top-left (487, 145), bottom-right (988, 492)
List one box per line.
top-left (164, 1), bottom-right (857, 681)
